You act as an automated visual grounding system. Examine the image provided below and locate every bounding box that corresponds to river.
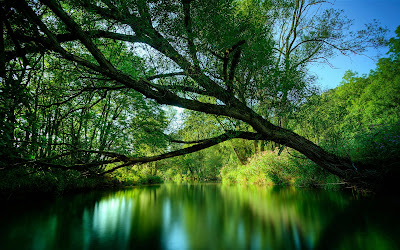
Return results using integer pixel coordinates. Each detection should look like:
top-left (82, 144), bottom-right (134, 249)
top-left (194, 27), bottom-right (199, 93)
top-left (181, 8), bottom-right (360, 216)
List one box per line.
top-left (1, 184), bottom-right (399, 249)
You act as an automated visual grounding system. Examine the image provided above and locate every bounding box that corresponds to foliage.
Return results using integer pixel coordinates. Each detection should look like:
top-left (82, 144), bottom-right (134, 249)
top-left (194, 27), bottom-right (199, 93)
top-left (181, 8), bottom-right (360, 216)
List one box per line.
top-left (160, 108), bottom-right (256, 182)
top-left (0, 39), bottom-right (170, 176)
top-left (0, 167), bottom-right (108, 197)
top-left (158, 146), bottom-right (225, 182)
top-left (292, 28), bottom-right (400, 164)
top-left (0, 0), bottom-right (394, 193)
top-left (104, 163), bottom-right (164, 186)
top-left (0, 162), bottom-right (165, 197)
top-left (220, 149), bottom-right (341, 189)
top-left (138, 175), bottom-right (164, 185)
top-left (349, 124), bottom-right (400, 162)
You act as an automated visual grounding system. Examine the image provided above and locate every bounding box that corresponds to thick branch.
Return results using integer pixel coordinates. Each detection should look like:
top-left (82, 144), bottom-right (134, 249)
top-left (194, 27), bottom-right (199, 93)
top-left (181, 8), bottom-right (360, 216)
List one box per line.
top-left (11, 3), bottom-right (234, 108)
top-left (16, 2), bottom-right (239, 119)
top-left (40, 0), bottom-right (115, 70)
top-left (223, 40), bottom-right (245, 91)
top-left (14, 0), bottom-right (108, 74)
top-left (182, 0), bottom-right (199, 66)
top-left (169, 130), bottom-right (256, 144)
top-left (98, 130), bottom-right (262, 175)
top-left (10, 131), bottom-right (262, 175)
top-left (228, 46), bottom-right (243, 92)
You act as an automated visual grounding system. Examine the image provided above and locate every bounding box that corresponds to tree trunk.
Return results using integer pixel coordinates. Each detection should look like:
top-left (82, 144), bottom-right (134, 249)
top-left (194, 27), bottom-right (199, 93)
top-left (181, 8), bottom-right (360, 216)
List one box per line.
top-left (260, 140), bottom-right (265, 152)
top-left (254, 140), bottom-right (258, 155)
top-left (245, 113), bottom-right (379, 188)
top-left (231, 143), bottom-right (246, 165)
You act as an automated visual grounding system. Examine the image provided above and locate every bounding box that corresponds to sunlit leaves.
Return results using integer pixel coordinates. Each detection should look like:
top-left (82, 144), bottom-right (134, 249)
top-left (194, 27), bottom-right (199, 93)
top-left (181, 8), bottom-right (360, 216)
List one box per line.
top-left (293, 27), bottom-right (400, 160)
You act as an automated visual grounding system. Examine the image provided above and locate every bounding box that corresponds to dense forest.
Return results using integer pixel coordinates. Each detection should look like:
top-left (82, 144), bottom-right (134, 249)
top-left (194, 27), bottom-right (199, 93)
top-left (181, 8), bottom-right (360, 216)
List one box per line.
top-left (0, 0), bottom-right (399, 196)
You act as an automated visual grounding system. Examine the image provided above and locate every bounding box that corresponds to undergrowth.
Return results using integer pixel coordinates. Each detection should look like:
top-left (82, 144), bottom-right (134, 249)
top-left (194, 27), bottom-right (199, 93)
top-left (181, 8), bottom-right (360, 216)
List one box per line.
top-left (0, 164), bottom-right (163, 199)
top-left (220, 149), bottom-right (341, 190)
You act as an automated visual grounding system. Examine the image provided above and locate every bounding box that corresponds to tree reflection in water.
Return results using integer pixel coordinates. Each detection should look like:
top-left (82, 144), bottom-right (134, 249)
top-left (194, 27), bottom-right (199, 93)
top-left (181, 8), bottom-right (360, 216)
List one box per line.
top-left (1, 184), bottom-right (399, 249)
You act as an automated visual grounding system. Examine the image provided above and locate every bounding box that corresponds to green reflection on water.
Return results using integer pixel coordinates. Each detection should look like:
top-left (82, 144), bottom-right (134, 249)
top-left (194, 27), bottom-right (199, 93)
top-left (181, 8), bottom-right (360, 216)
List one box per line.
top-left (1, 184), bottom-right (399, 249)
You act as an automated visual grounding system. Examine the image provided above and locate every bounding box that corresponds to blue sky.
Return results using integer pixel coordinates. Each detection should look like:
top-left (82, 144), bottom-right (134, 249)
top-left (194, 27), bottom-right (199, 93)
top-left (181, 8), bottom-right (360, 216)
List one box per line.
top-left (310, 0), bottom-right (400, 90)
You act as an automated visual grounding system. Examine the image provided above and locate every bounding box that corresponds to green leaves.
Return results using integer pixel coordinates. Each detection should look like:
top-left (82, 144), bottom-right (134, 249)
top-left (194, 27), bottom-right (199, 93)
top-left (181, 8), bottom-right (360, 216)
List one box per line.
top-left (294, 26), bottom-right (400, 160)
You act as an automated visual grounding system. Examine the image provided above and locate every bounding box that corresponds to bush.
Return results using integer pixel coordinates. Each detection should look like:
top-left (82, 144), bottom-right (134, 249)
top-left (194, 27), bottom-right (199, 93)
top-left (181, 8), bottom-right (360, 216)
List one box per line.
top-left (220, 149), bottom-right (341, 189)
top-left (106, 164), bottom-right (164, 186)
top-left (0, 167), bottom-right (108, 197)
top-left (349, 123), bottom-right (400, 162)
top-left (0, 163), bottom-right (165, 198)
top-left (138, 175), bottom-right (163, 185)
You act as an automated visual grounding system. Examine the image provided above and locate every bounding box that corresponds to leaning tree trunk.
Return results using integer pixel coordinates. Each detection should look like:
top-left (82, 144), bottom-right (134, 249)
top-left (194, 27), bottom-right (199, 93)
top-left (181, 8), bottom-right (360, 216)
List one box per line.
top-left (216, 101), bottom-right (381, 190)
top-left (245, 112), bottom-right (382, 190)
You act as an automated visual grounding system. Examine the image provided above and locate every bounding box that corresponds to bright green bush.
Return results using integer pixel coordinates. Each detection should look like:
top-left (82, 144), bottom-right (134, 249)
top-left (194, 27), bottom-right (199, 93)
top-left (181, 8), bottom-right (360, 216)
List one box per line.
top-left (105, 164), bottom-right (164, 186)
top-left (138, 175), bottom-right (163, 185)
top-left (220, 149), bottom-right (341, 189)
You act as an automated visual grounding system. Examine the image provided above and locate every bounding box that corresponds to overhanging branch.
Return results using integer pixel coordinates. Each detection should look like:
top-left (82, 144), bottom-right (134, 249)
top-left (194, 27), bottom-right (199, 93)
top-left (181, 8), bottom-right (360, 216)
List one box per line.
top-left (97, 130), bottom-right (263, 175)
top-left (9, 131), bottom-right (263, 175)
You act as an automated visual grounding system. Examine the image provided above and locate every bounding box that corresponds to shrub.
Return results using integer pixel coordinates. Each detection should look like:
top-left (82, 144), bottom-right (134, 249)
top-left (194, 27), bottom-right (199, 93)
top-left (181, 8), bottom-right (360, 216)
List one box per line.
top-left (0, 167), bottom-right (108, 197)
top-left (138, 175), bottom-right (163, 185)
top-left (220, 149), bottom-right (341, 189)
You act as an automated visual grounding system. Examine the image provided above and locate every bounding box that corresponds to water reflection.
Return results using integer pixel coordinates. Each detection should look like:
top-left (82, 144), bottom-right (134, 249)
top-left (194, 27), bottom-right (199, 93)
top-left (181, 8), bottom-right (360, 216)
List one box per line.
top-left (1, 184), bottom-right (399, 249)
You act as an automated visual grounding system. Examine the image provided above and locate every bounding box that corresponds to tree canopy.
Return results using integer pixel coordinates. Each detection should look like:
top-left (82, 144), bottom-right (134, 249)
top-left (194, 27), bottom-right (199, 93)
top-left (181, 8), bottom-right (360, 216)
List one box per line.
top-left (0, 0), bottom-right (393, 189)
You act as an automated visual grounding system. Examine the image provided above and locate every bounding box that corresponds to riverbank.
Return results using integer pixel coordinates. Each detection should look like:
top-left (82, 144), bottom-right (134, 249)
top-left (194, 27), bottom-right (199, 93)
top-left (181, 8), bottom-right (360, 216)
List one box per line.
top-left (0, 166), bottom-right (163, 201)
top-left (2, 152), bottom-right (398, 201)
top-left (220, 149), bottom-right (342, 189)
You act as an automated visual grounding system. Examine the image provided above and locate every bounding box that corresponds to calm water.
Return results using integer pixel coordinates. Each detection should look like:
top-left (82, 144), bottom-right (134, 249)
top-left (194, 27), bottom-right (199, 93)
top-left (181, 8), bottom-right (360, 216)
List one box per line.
top-left (1, 184), bottom-right (399, 250)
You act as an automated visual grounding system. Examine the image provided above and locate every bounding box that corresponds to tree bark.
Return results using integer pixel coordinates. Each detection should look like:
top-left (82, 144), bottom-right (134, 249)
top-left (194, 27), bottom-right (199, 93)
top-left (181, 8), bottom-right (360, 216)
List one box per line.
top-left (254, 140), bottom-right (259, 155)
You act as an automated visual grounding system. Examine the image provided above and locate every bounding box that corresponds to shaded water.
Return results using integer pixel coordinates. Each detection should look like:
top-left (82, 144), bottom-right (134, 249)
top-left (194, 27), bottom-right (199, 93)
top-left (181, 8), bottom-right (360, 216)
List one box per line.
top-left (1, 184), bottom-right (399, 249)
